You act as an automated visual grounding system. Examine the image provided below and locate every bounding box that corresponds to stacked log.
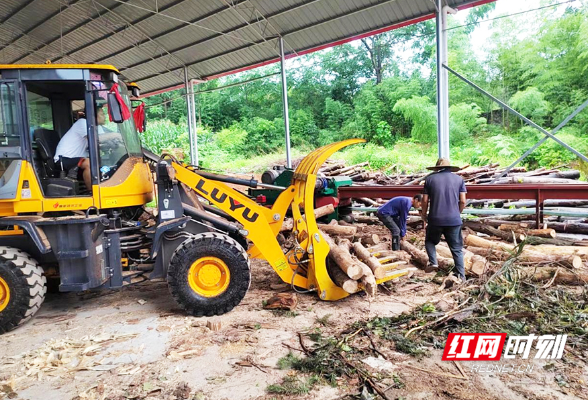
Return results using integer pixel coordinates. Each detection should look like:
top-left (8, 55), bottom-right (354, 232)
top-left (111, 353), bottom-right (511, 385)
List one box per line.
top-left (463, 220), bottom-right (526, 242)
top-left (464, 235), bottom-right (585, 265)
top-left (280, 204), bottom-right (336, 232)
top-left (435, 244), bottom-right (488, 276)
top-left (322, 231), bottom-right (414, 297)
top-left (316, 158), bottom-right (588, 290)
top-left (322, 233), bottom-right (363, 281)
top-left (478, 218), bottom-right (588, 235)
top-left (318, 158), bottom-right (581, 187)
top-left (352, 241), bottom-right (386, 279)
top-left (400, 241), bottom-right (454, 271)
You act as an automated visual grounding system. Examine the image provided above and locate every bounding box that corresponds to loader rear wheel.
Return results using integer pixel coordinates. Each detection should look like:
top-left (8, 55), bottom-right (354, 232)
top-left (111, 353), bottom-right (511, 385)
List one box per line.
top-left (0, 247), bottom-right (47, 333)
top-left (168, 232), bottom-right (250, 317)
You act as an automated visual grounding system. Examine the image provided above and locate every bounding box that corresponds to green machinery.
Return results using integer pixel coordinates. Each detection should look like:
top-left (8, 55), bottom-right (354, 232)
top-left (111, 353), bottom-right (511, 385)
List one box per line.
top-left (249, 166), bottom-right (353, 221)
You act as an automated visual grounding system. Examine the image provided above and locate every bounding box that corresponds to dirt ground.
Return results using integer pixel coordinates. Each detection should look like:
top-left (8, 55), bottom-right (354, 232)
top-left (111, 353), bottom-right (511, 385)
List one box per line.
top-left (1, 253), bottom-right (586, 400)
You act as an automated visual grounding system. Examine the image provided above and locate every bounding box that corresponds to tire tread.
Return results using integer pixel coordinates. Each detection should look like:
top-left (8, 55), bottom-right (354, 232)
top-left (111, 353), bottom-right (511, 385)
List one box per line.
top-left (0, 246), bottom-right (46, 333)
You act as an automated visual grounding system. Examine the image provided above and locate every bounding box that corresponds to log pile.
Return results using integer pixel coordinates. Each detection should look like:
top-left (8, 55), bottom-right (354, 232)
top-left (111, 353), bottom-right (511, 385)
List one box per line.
top-left (321, 232), bottom-right (415, 298)
top-left (300, 159), bottom-right (588, 295)
top-left (318, 159), bottom-right (582, 186)
top-left (349, 203), bottom-right (588, 284)
top-left (394, 225), bottom-right (587, 285)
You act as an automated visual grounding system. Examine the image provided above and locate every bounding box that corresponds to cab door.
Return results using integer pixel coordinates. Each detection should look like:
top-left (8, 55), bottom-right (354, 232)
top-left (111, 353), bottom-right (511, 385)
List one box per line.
top-left (0, 80), bottom-right (24, 201)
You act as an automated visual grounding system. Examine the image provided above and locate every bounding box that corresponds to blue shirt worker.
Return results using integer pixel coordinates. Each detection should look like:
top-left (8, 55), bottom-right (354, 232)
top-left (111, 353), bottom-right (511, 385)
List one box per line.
top-left (421, 158), bottom-right (467, 281)
top-left (376, 195), bottom-right (422, 251)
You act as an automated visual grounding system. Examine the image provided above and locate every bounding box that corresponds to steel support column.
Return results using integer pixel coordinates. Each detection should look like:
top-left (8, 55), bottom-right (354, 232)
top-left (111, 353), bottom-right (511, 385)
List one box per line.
top-left (279, 37), bottom-right (292, 169)
top-left (189, 78), bottom-right (199, 166)
top-left (435, 2), bottom-right (450, 159)
top-left (184, 67), bottom-right (198, 166)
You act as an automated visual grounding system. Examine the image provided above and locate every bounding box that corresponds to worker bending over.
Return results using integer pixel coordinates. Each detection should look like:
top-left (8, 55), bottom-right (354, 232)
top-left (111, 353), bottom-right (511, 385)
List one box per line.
top-left (377, 195), bottom-right (422, 250)
top-left (421, 158), bottom-right (467, 281)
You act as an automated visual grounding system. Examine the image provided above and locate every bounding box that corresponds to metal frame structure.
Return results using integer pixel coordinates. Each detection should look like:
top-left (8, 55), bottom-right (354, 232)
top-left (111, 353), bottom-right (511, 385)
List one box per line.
top-left (183, 67), bottom-right (199, 166)
top-left (443, 65), bottom-right (588, 177)
top-left (435, 1), bottom-right (452, 159)
top-left (6, 0), bottom-right (583, 167)
top-left (0, 0), bottom-right (495, 94)
top-left (339, 184), bottom-right (588, 228)
top-left (279, 37), bottom-right (292, 169)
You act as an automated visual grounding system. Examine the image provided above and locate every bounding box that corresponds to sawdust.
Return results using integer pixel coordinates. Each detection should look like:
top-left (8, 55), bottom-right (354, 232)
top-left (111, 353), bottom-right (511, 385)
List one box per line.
top-left (219, 340), bottom-right (252, 358)
top-left (165, 323), bottom-right (211, 361)
top-left (1, 248), bottom-right (586, 399)
top-left (0, 333), bottom-right (138, 383)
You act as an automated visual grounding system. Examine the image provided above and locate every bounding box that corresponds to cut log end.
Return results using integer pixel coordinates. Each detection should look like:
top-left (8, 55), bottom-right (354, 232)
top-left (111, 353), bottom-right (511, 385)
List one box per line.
top-left (322, 232), bottom-right (363, 280)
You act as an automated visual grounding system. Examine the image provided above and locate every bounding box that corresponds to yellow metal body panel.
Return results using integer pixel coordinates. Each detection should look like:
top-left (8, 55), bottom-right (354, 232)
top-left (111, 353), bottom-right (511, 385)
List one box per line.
top-left (0, 64), bottom-right (119, 73)
top-left (0, 161), bottom-right (44, 216)
top-left (290, 139), bottom-right (365, 300)
top-left (172, 163), bottom-right (308, 288)
top-left (98, 157), bottom-right (154, 209)
top-left (0, 227), bottom-right (23, 236)
top-left (173, 139), bottom-right (364, 300)
top-left (0, 158), bottom-right (152, 215)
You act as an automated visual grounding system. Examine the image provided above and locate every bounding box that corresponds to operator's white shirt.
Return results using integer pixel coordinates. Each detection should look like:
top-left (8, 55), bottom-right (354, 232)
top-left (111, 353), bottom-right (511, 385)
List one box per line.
top-left (54, 119), bottom-right (104, 161)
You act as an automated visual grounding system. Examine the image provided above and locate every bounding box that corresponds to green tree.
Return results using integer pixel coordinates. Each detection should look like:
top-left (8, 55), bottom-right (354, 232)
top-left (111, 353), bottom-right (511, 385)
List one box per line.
top-left (393, 96), bottom-right (437, 143)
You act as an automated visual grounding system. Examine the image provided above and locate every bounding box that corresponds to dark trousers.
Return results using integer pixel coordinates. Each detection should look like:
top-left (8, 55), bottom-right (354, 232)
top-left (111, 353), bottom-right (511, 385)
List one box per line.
top-left (377, 213), bottom-right (400, 237)
top-left (425, 224), bottom-right (465, 279)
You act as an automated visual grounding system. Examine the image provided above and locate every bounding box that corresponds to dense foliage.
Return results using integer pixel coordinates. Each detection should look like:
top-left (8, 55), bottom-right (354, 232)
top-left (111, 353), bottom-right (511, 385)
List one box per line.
top-left (140, 1), bottom-right (588, 173)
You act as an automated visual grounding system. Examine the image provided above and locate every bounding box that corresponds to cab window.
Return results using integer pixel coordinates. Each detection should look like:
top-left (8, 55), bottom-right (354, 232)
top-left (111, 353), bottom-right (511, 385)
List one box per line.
top-left (0, 82), bottom-right (20, 150)
top-left (27, 91), bottom-right (54, 136)
top-left (92, 81), bottom-right (143, 182)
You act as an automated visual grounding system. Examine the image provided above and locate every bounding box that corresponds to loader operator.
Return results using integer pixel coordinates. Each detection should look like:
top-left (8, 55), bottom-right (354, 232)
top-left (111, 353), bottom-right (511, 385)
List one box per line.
top-left (377, 195), bottom-right (422, 251)
top-left (54, 106), bottom-right (108, 189)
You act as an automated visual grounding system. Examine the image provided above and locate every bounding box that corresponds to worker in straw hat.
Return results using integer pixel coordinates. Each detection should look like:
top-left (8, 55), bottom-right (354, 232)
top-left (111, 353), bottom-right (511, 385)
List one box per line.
top-left (421, 158), bottom-right (467, 282)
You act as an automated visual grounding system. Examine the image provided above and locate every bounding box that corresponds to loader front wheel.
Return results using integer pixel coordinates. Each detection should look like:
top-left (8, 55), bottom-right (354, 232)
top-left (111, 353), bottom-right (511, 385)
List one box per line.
top-left (0, 247), bottom-right (47, 333)
top-left (168, 233), bottom-right (250, 317)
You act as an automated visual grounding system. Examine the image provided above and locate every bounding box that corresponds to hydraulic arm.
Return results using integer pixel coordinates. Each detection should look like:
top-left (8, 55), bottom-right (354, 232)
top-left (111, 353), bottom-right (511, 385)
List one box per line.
top-left (171, 139), bottom-right (369, 300)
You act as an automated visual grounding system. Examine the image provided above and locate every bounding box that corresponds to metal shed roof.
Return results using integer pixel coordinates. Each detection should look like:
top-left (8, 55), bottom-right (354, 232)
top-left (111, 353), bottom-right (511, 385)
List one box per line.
top-left (0, 0), bottom-right (493, 96)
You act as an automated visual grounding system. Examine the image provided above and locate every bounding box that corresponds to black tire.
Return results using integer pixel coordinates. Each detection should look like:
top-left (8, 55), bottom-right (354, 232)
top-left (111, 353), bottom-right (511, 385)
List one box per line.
top-left (0, 247), bottom-right (47, 333)
top-left (229, 232), bottom-right (249, 252)
top-left (167, 232), bottom-right (250, 317)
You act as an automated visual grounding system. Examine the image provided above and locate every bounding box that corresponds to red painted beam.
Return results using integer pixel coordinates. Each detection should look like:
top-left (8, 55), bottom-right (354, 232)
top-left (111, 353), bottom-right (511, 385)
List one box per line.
top-left (338, 184), bottom-right (588, 201)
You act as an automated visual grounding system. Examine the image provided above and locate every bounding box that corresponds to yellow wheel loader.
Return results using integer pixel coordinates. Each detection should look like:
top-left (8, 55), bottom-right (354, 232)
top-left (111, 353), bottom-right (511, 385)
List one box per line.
top-left (0, 64), bottom-right (399, 333)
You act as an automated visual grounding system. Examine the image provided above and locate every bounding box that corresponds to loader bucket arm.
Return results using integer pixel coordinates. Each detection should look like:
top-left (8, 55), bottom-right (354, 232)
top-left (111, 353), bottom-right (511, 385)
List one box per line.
top-left (289, 139), bottom-right (365, 300)
top-left (171, 139), bottom-right (392, 300)
top-left (172, 162), bottom-right (307, 288)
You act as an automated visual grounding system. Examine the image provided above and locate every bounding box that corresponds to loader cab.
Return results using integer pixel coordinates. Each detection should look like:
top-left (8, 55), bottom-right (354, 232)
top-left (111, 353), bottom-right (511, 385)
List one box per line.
top-left (0, 64), bottom-right (152, 215)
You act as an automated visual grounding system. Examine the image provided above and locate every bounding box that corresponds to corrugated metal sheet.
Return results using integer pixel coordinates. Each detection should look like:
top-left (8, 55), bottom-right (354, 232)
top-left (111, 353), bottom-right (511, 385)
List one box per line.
top-left (0, 0), bottom-right (494, 95)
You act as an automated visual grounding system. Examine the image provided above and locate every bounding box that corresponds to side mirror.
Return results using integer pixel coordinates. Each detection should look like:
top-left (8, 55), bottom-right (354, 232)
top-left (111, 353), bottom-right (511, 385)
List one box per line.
top-left (107, 92), bottom-right (124, 123)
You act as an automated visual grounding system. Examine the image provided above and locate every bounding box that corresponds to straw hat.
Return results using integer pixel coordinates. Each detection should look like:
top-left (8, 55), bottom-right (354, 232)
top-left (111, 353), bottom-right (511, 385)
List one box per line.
top-left (426, 158), bottom-right (460, 172)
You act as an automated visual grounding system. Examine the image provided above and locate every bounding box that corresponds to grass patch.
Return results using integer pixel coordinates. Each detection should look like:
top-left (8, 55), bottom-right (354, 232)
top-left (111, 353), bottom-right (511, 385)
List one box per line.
top-left (271, 310), bottom-right (299, 318)
top-left (337, 142), bottom-right (440, 173)
top-left (276, 352), bottom-right (300, 370)
top-left (266, 375), bottom-right (319, 395)
top-left (315, 313), bottom-right (332, 327)
top-left (201, 148), bottom-right (308, 174)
